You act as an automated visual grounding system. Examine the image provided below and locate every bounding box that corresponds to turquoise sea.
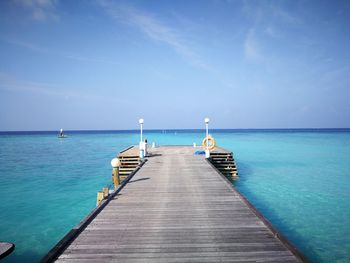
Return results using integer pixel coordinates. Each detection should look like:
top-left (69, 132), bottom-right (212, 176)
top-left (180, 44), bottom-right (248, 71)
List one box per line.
top-left (0, 129), bottom-right (349, 263)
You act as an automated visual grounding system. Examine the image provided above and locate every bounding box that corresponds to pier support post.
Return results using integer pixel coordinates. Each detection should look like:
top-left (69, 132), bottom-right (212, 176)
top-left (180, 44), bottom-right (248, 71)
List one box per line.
top-left (102, 187), bottom-right (109, 198)
top-left (96, 191), bottom-right (104, 206)
top-left (112, 168), bottom-right (120, 189)
top-left (111, 158), bottom-right (121, 190)
top-left (97, 187), bottom-right (110, 206)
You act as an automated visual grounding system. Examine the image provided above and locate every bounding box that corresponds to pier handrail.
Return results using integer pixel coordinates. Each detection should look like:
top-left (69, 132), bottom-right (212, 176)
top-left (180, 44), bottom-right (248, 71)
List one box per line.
top-left (118, 145), bottom-right (135, 154)
top-left (39, 157), bottom-right (147, 263)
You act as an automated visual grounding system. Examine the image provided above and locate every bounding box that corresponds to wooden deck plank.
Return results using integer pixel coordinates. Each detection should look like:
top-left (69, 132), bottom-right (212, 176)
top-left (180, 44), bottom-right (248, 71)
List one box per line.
top-left (0, 242), bottom-right (15, 260)
top-left (53, 146), bottom-right (303, 262)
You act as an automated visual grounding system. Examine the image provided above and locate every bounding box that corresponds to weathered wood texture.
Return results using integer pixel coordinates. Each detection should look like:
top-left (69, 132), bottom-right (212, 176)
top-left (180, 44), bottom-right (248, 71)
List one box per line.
top-left (55, 146), bottom-right (302, 263)
top-left (118, 146), bottom-right (139, 157)
top-left (0, 242), bottom-right (15, 260)
top-left (119, 145), bottom-right (231, 157)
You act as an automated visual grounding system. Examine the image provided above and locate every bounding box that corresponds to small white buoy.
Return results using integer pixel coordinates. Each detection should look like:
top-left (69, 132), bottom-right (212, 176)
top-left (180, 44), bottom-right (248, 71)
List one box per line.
top-left (193, 142), bottom-right (196, 147)
top-left (152, 142), bottom-right (155, 148)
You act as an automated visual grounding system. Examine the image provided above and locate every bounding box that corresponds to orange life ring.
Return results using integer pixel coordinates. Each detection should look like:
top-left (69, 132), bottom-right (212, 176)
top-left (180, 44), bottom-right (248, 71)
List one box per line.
top-left (202, 135), bottom-right (216, 150)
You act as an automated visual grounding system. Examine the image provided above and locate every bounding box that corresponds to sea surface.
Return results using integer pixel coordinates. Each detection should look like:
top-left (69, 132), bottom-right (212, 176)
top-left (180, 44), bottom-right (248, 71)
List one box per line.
top-left (0, 129), bottom-right (349, 263)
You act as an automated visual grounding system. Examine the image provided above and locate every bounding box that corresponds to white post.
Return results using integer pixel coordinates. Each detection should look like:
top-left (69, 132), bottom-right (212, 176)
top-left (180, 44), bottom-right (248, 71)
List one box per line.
top-left (206, 123), bottom-right (209, 149)
top-left (140, 123), bottom-right (143, 142)
top-left (204, 118), bottom-right (210, 158)
top-left (139, 118), bottom-right (144, 158)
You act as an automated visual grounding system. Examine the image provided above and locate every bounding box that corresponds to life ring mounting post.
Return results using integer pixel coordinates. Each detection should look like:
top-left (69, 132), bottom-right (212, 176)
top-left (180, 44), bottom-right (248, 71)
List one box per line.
top-left (202, 135), bottom-right (216, 151)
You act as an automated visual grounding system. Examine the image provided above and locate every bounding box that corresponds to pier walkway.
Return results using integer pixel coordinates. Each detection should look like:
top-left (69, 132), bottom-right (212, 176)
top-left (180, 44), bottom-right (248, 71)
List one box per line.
top-left (53, 146), bottom-right (303, 262)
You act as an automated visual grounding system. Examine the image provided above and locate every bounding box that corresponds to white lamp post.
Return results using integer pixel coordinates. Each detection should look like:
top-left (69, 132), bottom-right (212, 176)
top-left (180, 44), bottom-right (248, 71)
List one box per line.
top-left (139, 118), bottom-right (144, 158)
top-left (204, 117), bottom-right (210, 158)
top-left (139, 118), bottom-right (144, 142)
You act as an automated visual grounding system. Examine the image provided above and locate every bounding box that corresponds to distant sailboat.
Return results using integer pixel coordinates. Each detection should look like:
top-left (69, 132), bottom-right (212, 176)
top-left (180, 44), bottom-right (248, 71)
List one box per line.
top-left (58, 128), bottom-right (68, 138)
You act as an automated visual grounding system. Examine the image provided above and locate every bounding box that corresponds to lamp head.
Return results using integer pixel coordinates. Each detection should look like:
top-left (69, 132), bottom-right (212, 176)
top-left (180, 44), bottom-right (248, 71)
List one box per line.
top-left (111, 158), bottom-right (121, 168)
top-left (204, 117), bottom-right (210, 124)
top-left (139, 118), bottom-right (144, 124)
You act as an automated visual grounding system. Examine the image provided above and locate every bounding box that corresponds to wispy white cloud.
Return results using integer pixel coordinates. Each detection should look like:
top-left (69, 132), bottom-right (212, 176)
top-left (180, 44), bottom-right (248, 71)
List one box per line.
top-left (0, 72), bottom-right (120, 103)
top-left (0, 71), bottom-right (64, 97)
top-left (271, 5), bottom-right (302, 26)
top-left (14, 0), bottom-right (59, 21)
top-left (0, 36), bottom-right (49, 53)
top-left (58, 53), bottom-right (120, 65)
top-left (98, 0), bottom-right (210, 70)
top-left (319, 66), bottom-right (350, 91)
top-left (244, 28), bottom-right (263, 62)
top-left (0, 36), bottom-right (120, 65)
top-left (242, 1), bottom-right (304, 64)
top-left (242, 1), bottom-right (302, 26)
top-left (242, 1), bottom-right (303, 46)
top-left (264, 26), bottom-right (280, 39)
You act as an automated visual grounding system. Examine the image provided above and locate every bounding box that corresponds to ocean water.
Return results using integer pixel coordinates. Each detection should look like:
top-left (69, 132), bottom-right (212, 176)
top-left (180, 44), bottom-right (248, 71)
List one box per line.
top-left (0, 130), bottom-right (349, 263)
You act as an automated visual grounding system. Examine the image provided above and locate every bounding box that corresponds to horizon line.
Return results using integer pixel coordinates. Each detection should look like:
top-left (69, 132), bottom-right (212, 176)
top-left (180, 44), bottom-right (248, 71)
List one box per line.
top-left (1, 127), bottom-right (350, 133)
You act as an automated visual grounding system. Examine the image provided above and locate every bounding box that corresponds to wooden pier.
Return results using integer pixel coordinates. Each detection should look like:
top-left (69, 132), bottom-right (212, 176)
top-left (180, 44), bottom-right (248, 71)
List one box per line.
top-left (42, 145), bottom-right (306, 263)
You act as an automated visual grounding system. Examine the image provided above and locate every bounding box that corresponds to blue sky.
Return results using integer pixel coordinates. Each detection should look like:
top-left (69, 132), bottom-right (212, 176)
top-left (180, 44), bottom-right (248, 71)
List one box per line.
top-left (0, 0), bottom-right (349, 130)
